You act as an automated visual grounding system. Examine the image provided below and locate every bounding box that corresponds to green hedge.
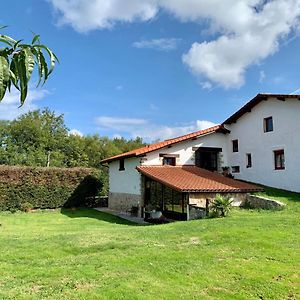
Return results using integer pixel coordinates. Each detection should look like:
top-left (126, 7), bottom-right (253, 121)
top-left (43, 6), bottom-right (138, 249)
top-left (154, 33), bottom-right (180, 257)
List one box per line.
top-left (0, 166), bottom-right (103, 211)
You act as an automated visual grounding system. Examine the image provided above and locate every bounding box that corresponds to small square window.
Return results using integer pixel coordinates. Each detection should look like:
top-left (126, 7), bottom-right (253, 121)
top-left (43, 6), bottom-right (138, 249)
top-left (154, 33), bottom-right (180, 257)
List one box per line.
top-left (163, 157), bottom-right (176, 166)
top-left (232, 166), bottom-right (240, 173)
top-left (246, 153), bottom-right (252, 168)
top-left (119, 159), bottom-right (125, 171)
top-left (232, 140), bottom-right (239, 152)
top-left (274, 150), bottom-right (285, 170)
top-left (264, 117), bottom-right (273, 132)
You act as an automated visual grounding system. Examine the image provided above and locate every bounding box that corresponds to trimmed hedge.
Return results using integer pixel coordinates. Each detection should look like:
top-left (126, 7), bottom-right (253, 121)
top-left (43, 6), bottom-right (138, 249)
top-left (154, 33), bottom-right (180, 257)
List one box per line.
top-left (0, 166), bottom-right (103, 211)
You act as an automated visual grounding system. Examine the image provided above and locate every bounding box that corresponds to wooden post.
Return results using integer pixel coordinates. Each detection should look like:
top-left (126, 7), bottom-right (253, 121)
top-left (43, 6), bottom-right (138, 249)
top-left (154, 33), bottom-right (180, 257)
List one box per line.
top-left (205, 198), bottom-right (210, 216)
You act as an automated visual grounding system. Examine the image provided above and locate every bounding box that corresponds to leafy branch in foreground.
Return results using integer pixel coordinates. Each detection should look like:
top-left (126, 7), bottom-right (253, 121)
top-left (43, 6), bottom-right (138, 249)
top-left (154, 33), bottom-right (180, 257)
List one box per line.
top-left (0, 26), bottom-right (58, 106)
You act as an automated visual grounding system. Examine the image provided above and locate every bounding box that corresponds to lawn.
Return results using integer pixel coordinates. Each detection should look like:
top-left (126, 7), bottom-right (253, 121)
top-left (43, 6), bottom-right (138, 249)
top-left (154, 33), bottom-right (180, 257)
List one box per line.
top-left (0, 187), bottom-right (299, 300)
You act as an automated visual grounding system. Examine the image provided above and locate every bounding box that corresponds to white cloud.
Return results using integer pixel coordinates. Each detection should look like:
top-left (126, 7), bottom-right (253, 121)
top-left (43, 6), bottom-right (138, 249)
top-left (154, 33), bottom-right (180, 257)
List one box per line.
top-left (95, 115), bottom-right (217, 142)
top-left (69, 129), bottom-right (83, 137)
top-left (48, 0), bottom-right (300, 88)
top-left (200, 81), bottom-right (213, 90)
top-left (49, 0), bottom-right (158, 32)
top-left (133, 38), bottom-right (181, 51)
top-left (0, 88), bottom-right (49, 120)
top-left (259, 70), bottom-right (266, 83)
top-left (96, 116), bottom-right (148, 131)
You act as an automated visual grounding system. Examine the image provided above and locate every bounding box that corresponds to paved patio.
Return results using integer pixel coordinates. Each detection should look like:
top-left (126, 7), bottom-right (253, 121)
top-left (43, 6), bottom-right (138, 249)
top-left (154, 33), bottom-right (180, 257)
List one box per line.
top-left (94, 207), bottom-right (149, 225)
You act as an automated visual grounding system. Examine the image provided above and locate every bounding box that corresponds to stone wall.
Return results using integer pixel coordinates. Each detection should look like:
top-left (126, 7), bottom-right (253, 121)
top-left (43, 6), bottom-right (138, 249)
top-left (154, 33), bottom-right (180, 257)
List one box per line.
top-left (108, 192), bottom-right (143, 214)
top-left (189, 192), bottom-right (247, 207)
top-left (245, 194), bottom-right (285, 209)
top-left (188, 205), bottom-right (207, 220)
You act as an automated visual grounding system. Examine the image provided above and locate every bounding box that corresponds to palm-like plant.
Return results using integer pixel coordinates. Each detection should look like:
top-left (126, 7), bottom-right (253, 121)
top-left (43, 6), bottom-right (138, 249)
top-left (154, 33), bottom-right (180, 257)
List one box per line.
top-left (0, 26), bottom-right (58, 105)
top-left (210, 194), bottom-right (233, 217)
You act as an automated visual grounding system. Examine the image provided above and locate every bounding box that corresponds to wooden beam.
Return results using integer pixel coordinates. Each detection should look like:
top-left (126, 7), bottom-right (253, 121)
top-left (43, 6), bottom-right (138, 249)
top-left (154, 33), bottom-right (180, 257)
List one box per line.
top-left (159, 153), bottom-right (180, 158)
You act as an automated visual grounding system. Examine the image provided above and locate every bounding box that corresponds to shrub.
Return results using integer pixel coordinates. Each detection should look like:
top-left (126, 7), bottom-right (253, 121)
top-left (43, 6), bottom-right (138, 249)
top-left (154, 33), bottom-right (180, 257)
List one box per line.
top-left (0, 166), bottom-right (103, 211)
top-left (210, 194), bottom-right (233, 217)
top-left (20, 202), bottom-right (33, 212)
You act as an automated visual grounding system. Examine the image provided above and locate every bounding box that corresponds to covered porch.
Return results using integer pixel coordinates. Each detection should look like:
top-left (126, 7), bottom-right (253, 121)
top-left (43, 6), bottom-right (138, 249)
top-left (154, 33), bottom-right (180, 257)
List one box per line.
top-left (137, 165), bottom-right (263, 221)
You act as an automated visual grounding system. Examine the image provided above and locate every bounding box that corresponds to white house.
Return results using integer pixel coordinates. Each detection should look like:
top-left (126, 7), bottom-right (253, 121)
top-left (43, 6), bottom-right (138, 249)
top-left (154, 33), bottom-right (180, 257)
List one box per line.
top-left (224, 93), bottom-right (300, 193)
top-left (101, 93), bottom-right (300, 219)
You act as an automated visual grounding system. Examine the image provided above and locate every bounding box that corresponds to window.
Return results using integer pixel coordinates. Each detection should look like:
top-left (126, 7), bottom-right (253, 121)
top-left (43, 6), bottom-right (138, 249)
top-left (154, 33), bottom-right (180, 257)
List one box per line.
top-left (119, 158), bottom-right (125, 171)
top-left (246, 153), bottom-right (252, 168)
top-left (274, 150), bottom-right (285, 170)
top-left (163, 157), bottom-right (176, 166)
top-left (231, 166), bottom-right (240, 173)
top-left (232, 139), bottom-right (239, 152)
top-left (264, 116), bottom-right (273, 132)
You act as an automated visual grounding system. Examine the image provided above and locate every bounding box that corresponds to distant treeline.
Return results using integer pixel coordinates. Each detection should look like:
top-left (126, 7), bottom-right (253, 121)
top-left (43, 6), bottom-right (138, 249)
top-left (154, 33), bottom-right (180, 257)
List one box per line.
top-left (0, 108), bottom-right (146, 195)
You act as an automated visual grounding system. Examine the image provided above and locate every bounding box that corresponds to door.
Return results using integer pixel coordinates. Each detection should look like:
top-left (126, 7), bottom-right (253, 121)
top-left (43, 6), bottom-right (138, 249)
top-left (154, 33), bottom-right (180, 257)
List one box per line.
top-left (195, 147), bottom-right (221, 171)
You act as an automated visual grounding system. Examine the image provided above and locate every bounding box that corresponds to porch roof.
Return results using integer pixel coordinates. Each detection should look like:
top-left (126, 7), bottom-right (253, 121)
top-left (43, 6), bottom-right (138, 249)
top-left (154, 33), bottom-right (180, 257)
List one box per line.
top-left (137, 166), bottom-right (263, 193)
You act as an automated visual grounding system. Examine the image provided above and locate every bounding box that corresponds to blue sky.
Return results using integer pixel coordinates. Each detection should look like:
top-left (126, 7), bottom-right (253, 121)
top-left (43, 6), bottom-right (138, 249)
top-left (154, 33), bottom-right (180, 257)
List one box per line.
top-left (1, 0), bottom-right (300, 141)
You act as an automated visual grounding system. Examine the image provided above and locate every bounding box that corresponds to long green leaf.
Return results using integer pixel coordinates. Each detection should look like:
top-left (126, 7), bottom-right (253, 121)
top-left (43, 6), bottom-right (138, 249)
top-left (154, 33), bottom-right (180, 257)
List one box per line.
top-left (0, 34), bottom-right (17, 45)
top-left (35, 44), bottom-right (58, 76)
top-left (23, 48), bottom-right (35, 83)
top-left (15, 52), bottom-right (28, 106)
top-left (32, 34), bottom-right (40, 45)
top-left (38, 50), bottom-right (48, 85)
top-left (0, 55), bottom-right (10, 100)
top-left (30, 47), bottom-right (43, 87)
top-left (10, 57), bottom-right (19, 90)
top-left (0, 38), bottom-right (13, 47)
top-left (13, 39), bottom-right (23, 51)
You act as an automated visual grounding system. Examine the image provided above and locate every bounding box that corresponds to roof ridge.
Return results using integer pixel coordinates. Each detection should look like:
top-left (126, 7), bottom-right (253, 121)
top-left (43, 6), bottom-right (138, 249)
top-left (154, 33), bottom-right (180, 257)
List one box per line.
top-left (101, 124), bottom-right (228, 164)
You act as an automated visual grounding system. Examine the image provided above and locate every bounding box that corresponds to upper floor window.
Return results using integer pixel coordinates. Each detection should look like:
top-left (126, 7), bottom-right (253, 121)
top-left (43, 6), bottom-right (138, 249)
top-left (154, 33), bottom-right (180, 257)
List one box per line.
top-left (264, 116), bottom-right (273, 132)
top-left (232, 139), bottom-right (239, 152)
top-left (163, 157), bottom-right (176, 166)
top-left (274, 149), bottom-right (285, 170)
top-left (119, 158), bottom-right (125, 171)
top-left (246, 153), bottom-right (252, 168)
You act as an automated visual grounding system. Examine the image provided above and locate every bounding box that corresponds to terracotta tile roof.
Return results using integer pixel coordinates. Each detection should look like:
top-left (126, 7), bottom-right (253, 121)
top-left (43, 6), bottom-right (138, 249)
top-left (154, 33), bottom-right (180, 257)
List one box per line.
top-left (223, 93), bottom-right (300, 124)
top-left (137, 165), bottom-right (263, 193)
top-left (101, 125), bottom-right (229, 163)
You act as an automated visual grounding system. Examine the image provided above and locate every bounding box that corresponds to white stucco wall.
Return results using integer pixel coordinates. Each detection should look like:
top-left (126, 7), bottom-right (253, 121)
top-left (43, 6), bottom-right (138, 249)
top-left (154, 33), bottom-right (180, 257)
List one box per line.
top-left (142, 132), bottom-right (229, 166)
top-left (109, 157), bottom-right (141, 195)
top-left (226, 97), bottom-right (300, 193)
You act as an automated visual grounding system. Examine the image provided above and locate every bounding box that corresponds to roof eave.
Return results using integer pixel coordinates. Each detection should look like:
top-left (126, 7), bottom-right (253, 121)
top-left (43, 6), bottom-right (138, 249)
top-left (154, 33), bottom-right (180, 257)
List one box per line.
top-left (223, 93), bottom-right (300, 125)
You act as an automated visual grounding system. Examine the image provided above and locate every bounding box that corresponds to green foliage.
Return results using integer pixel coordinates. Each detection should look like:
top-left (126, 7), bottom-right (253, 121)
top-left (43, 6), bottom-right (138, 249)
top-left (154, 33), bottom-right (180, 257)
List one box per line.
top-left (0, 109), bottom-right (146, 196)
top-left (19, 201), bottom-right (33, 212)
top-left (0, 108), bottom-right (145, 165)
top-left (210, 194), bottom-right (233, 217)
top-left (0, 166), bottom-right (103, 211)
top-left (0, 28), bottom-right (58, 105)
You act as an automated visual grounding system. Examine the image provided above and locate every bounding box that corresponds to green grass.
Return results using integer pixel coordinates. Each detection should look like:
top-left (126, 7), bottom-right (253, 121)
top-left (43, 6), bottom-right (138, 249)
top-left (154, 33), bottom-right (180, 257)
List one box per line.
top-left (0, 187), bottom-right (299, 300)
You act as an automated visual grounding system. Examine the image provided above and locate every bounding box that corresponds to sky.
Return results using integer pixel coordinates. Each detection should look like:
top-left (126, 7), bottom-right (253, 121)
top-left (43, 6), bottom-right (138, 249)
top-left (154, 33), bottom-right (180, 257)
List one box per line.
top-left (1, 0), bottom-right (300, 142)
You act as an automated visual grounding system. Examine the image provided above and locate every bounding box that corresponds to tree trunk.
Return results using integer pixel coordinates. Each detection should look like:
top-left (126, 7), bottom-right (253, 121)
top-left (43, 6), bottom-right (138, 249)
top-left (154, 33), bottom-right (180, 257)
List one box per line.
top-left (46, 150), bottom-right (51, 167)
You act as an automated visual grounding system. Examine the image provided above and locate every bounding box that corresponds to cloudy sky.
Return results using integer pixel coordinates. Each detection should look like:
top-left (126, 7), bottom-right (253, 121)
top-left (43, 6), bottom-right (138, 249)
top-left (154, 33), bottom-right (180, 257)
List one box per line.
top-left (1, 0), bottom-right (300, 141)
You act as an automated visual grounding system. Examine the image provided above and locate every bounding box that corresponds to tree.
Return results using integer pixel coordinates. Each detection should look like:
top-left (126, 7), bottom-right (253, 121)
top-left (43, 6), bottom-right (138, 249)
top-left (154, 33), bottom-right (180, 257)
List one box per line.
top-left (0, 27), bottom-right (58, 105)
top-left (8, 109), bottom-right (68, 167)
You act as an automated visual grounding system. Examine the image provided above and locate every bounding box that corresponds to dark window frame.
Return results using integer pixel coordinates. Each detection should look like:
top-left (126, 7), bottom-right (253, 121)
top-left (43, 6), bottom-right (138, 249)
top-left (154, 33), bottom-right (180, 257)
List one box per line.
top-left (119, 158), bottom-right (125, 171)
top-left (231, 166), bottom-right (240, 173)
top-left (163, 157), bottom-right (176, 166)
top-left (274, 149), bottom-right (285, 170)
top-left (264, 116), bottom-right (273, 132)
top-left (232, 139), bottom-right (239, 152)
top-left (246, 153), bottom-right (252, 168)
